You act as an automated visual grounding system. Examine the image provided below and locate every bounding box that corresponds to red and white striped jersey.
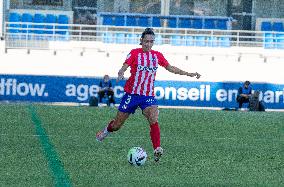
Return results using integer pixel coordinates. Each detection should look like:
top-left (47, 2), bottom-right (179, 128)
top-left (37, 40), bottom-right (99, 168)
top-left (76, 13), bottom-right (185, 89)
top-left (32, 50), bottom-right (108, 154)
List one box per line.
top-left (123, 48), bottom-right (169, 96)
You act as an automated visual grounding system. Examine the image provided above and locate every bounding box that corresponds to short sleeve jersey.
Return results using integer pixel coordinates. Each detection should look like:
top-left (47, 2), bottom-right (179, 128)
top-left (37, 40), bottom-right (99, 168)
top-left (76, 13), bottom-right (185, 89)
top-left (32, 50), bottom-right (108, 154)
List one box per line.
top-left (123, 48), bottom-right (169, 96)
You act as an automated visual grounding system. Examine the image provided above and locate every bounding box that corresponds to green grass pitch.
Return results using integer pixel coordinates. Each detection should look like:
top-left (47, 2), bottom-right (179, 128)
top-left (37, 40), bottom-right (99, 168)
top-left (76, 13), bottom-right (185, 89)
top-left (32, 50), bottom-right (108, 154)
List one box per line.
top-left (0, 103), bottom-right (283, 186)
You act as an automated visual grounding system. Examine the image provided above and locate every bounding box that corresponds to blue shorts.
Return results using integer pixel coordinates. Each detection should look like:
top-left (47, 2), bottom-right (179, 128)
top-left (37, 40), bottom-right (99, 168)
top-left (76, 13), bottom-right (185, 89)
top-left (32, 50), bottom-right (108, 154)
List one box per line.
top-left (118, 93), bottom-right (157, 114)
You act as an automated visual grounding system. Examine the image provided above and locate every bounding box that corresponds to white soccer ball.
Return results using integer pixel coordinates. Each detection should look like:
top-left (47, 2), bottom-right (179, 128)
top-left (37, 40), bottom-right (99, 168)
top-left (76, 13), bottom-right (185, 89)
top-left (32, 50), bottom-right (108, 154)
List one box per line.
top-left (127, 147), bottom-right (147, 166)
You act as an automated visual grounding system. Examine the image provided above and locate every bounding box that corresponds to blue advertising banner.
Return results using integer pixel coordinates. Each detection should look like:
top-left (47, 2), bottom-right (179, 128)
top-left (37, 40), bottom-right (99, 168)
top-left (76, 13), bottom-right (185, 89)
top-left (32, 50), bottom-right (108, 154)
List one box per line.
top-left (0, 74), bottom-right (283, 109)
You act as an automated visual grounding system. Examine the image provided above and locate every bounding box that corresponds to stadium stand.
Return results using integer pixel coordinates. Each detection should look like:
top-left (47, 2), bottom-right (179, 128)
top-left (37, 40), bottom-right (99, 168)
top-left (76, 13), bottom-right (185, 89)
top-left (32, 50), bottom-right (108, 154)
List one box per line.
top-left (97, 13), bottom-right (232, 30)
top-left (137, 17), bottom-right (149, 27)
top-left (21, 13), bottom-right (33, 33)
top-left (8, 12), bottom-right (21, 33)
top-left (45, 14), bottom-right (57, 35)
top-left (7, 12), bottom-right (69, 37)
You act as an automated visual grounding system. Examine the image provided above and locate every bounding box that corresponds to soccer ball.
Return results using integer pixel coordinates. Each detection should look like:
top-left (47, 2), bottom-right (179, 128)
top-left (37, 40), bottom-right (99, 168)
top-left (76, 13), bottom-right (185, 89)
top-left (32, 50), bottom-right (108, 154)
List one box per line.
top-left (127, 147), bottom-right (147, 166)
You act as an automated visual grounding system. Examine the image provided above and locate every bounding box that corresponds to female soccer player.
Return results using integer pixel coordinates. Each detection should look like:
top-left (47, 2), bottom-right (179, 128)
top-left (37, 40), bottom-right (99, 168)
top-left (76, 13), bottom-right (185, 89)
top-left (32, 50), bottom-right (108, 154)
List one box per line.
top-left (96, 28), bottom-right (201, 162)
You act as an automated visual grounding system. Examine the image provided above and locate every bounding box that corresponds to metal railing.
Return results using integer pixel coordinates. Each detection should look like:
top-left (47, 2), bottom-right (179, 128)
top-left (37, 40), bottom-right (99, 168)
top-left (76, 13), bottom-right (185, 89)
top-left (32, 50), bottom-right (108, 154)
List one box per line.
top-left (4, 22), bottom-right (284, 52)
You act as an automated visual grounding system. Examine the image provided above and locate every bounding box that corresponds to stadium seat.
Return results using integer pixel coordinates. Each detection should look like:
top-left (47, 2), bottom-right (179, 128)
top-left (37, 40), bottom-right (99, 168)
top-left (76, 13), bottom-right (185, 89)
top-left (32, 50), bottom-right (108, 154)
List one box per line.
top-left (264, 33), bottom-right (274, 49)
top-left (21, 13), bottom-right (33, 34)
top-left (276, 34), bottom-right (284, 49)
top-left (33, 14), bottom-right (45, 34)
top-left (152, 17), bottom-right (161, 27)
top-left (261, 22), bottom-right (272, 31)
top-left (204, 19), bottom-right (215, 29)
top-left (276, 39), bottom-right (284, 49)
top-left (45, 14), bottom-right (57, 35)
top-left (114, 16), bottom-right (125, 26)
top-left (272, 22), bottom-right (284, 32)
top-left (168, 18), bottom-right (177, 28)
top-left (116, 33), bottom-right (125, 43)
top-left (219, 37), bottom-right (230, 47)
top-left (138, 17), bottom-right (149, 27)
top-left (216, 19), bottom-right (228, 30)
top-left (207, 36), bottom-right (218, 47)
top-left (179, 18), bottom-right (191, 28)
top-left (126, 33), bottom-right (139, 44)
top-left (192, 19), bottom-right (203, 29)
top-left (8, 12), bottom-right (21, 33)
top-left (195, 36), bottom-right (206, 46)
top-left (126, 16), bottom-right (136, 26)
top-left (170, 35), bottom-right (183, 46)
top-left (155, 34), bottom-right (163, 45)
top-left (56, 15), bottom-right (69, 35)
top-left (185, 36), bottom-right (194, 46)
top-left (102, 15), bottom-right (114, 25)
top-left (103, 32), bottom-right (114, 43)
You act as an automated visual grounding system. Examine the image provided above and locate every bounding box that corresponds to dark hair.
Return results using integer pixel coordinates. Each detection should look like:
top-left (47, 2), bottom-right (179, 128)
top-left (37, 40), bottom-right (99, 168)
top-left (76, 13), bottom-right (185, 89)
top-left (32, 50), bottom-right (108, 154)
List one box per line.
top-left (244, 81), bottom-right (250, 85)
top-left (140, 28), bottom-right (155, 45)
top-left (141, 28), bottom-right (155, 39)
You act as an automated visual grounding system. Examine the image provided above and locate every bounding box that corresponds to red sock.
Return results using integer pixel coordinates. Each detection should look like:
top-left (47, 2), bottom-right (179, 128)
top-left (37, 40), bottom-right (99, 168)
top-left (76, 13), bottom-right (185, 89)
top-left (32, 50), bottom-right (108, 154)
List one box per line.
top-left (107, 120), bottom-right (115, 132)
top-left (150, 122), bottom-right (160, 149)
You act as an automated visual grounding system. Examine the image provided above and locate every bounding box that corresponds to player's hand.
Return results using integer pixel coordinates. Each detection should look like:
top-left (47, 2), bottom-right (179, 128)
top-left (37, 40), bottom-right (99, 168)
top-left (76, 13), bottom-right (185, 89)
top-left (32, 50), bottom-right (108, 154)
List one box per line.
top-left (195, 72), bottom-right (201, 79)
top-left (116, 72), bottom-right (124, 83)
top-left (188, 72), bottom-right (201, 79)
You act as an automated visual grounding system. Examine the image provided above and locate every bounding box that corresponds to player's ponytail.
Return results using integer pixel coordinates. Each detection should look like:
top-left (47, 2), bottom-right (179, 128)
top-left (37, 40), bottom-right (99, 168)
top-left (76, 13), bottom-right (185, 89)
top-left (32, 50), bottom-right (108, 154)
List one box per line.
top-left (140, 28), bottom-right (155, 45)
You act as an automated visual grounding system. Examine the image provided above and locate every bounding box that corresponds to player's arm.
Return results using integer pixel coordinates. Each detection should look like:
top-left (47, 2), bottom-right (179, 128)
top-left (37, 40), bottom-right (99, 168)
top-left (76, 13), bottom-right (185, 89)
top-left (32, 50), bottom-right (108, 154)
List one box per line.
top-left (165, 64), bottom-right (201, 79)
top-left (117, 63), bottom-right (130, 82)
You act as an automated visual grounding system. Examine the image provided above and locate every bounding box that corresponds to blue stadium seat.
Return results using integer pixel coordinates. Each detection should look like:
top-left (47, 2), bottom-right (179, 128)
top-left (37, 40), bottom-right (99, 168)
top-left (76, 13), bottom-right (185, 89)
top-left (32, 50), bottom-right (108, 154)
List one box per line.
top-left (114, 16), bottom-right (125, 26)
top-left (56, 15), bottom-right (69, 35)
top-left (276, 39), bottom-right (284, 49)
top-left (195, 36), bottom-right (206, 46)
top-left (103, 32), bottom-right (115, 43)
top-left (276, 34), bottom-right (284, 49)
top-left (261, 22), bottom-right (272, 31)
top-left (102, 15), bottom-right (114, 25)
top-left (192, 19), bottom-right (203, 29)
top-left (138, 17), bottom-right (149, 27)
top-left (8, 12), bottom-right (21, 33)
top-left (126, 16), bottom-right (136, 26)
top-left (219, 37), bottom-right (230, 47)
top-left (272, 22), bottom-right (284, 32)
top-left (168, 18), bottom-right (177, 28)
top-left (45, 14), bottom-right (57, 35)
top-left (155, 34), bottom-right (163, 45)
top-left (170, 35), bottom-right (183, 46)
top-left (21, 13), bottom-right (33, 33)
top-left (204, 19), bottom-right (215, 29)
top-left (264, 33), bottom-right (274, 49)
top-left (216, 19), bottom-right (228, 30)
top-left (152, 17), bottom-right (161, 27)
top-left (185, 36), bottom-right (194, 46)
top-left (33, 14), bottom-right (45, 34)
top-left (116, 33), bottom-right (125, 43)
top-left (179, 18), bottom-right (191, 28)
top-left (126, 34), bottom-right (139, 44)
top-left (207, 36), bottom-right (218, 47)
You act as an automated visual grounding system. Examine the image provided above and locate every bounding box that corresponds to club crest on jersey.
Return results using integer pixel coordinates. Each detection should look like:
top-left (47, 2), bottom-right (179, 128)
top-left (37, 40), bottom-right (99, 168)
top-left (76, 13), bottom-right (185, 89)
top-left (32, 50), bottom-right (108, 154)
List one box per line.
top-left (137, 65), bottom-right (158, 72)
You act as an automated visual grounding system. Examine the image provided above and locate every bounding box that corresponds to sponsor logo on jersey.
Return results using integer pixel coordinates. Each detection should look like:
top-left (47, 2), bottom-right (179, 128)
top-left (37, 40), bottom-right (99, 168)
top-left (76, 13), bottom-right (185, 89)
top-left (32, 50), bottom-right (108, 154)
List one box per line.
top-left (137, 65), bottom-right (158, 72)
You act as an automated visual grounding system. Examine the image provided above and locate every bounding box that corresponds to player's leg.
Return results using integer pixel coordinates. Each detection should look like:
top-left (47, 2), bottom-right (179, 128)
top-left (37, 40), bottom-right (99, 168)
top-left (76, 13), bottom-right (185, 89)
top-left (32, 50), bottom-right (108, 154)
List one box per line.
top-left (107, 90), bottom-right (115, 106)
top-left (98, 90), bottom-right (104, 103)
top-left (142, 105), bottom-right (163, 162)
top-left (96, 111), bottom-right (129, 142)
top-left (96, 93), bottom-right (137, 142)
top-left (237, 96), bottom-right (246, 109)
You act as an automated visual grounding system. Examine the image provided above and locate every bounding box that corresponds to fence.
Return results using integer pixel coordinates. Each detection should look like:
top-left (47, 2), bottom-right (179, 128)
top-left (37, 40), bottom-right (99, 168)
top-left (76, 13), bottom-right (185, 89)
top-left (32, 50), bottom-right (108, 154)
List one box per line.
top-left (4, 22), bottom-right (284, 53)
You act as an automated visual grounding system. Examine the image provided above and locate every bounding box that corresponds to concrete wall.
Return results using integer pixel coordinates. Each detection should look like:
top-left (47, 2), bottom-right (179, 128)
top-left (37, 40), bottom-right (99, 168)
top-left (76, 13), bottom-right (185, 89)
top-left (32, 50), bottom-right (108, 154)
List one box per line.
top-left (1, 40), bottom-right (283, 85)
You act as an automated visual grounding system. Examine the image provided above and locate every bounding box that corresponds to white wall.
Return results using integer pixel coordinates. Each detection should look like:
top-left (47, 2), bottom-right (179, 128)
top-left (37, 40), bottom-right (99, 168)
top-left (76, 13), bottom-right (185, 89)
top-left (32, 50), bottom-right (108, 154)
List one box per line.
top-left (1, 40), bottom-right (284, 84)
